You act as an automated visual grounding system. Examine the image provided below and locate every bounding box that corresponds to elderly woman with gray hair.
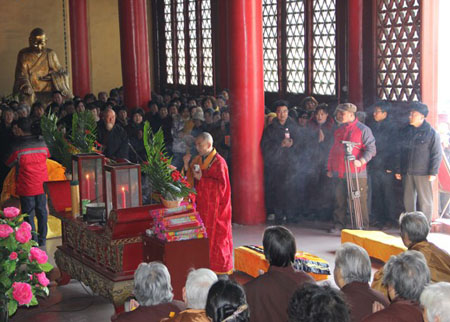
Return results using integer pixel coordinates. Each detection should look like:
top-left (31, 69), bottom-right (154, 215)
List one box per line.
top-left (420, 282), bottom-right (450, 322)
top-left (363, 250), bottom-right (430, 321)
top-left (372, 212), bottom-right (450, 295)
top-left (112, 262), bottom-right (185, 322)
top-left (334, 243), bottom-right (388, 321)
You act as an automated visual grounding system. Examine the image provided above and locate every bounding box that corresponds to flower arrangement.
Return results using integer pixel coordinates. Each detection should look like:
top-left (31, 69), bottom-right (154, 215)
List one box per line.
top-left (141, 123), bottom-right (195, 202)
top-left (0, 207), bottom-right (53, 317)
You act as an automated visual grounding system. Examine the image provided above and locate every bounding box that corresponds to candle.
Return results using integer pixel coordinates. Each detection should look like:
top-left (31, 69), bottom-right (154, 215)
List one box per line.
top-left (121, 186), bottom-right (126, 208)
top-left (85, 174), bottom-right (91, 200)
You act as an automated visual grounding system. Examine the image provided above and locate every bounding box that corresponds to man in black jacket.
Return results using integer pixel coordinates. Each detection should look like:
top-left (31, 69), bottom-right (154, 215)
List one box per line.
top-left (395, 102), bottom-right (442, 222)
top-left (97, 107), bottom-right (129, 160)
top-left (367, 101), bottom-right (398, 227)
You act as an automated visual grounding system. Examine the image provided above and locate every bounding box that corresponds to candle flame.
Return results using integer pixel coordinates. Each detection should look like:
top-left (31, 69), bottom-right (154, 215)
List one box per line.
top-left (122, 186), bottom-right (125, 192)
top-left (86, 174), bottom-right (89, 179)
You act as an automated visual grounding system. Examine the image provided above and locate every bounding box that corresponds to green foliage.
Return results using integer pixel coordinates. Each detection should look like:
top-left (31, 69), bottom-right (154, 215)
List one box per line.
top-left (0, 209), bottom-right (53, 317)
top-left (142, 123), bottom-right (194, 200)
top-left (71, 110), bottom-right (97, 153)
top-left (40, 112), bottom-right (72, 170)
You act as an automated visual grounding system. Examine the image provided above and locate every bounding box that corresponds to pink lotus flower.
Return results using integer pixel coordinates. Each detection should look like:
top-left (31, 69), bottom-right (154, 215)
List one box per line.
top-left (0, 224), bottom-right (14, 238)
top-left (3, 207), bottom-right (20, 218)
top-left (15, 226), bottom-right (32, 243)
top-left (9, 252), bottom-right (18, 260)
top-left (12, 282), bottom-right (33, 305)
top-left (35, 272), bottom-right (50, 287)
top-left (29, 247), bottom-right (48, 264)
top-left (19, 221), bottom-right (32, 231)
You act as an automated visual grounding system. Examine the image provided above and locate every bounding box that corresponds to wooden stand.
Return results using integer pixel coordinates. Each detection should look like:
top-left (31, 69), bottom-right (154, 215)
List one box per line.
top-left (142, 235), bottom-right (209, 300)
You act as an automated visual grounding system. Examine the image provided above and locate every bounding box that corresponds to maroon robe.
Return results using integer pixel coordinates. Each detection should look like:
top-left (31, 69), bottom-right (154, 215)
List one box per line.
top-left (341, 282), bottom-right (389, 322)
top-left (244, 265), bottom-right (315, 322)
top-left (111, 300), bottom-right (185, 322)
top-left (362, 297), bottom-right (423, 322)
top-left (193, 150), bottom-right (233, 273)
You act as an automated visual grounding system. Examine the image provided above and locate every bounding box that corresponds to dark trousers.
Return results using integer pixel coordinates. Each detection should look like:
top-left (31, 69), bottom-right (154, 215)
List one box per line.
top-left (20, 193), bottom-right (48, 246)
top-left (333, 177), bottom-right (369, 228)
top-left (370, 169), bottom-right (398, 224)
top-left (403, 174), bottom-right (433, 222)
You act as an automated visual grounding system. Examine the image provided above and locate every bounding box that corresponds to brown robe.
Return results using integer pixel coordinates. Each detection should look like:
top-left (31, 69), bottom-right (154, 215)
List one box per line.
top-left (362, 298), bottom-right (423, 322)
top-left (244, 265), bottom-right (315, 322)
top-left (161, 309), bottom-right (210, 322)
top-left (341, 281), bottom-right (389, 322)
top-left (111, 300), bottom-right (185, 322)
top-left (372, 240), bottom-right (450, 295)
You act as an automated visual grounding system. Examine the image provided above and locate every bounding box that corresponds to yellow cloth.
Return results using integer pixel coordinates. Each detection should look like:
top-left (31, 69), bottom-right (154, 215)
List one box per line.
top-left (234, 246), bottom-right (329, 281)
top-left (1, 159), bottom-right (66, 238)
top-left (371, 240), bottom-right (450, 296)
top-left (341, 229), bottom-right (406, 263)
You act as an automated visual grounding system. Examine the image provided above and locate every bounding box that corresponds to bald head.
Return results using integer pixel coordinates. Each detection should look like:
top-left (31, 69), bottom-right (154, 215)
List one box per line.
top-left (195, 132), bottom-right (214, 156)
top-left (104, 108), bottom-right (116, 131)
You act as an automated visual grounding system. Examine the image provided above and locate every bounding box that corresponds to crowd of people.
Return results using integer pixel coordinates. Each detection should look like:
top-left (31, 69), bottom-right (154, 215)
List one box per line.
top-left (112, 217), bottom-right (450, 322)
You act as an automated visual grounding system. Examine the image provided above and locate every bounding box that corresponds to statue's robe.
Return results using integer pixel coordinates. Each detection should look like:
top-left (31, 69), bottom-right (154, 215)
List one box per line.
top-left (371, 240), bottom-right (450, 296)
top-left (13, 47), bottom-right (63, 104)
top-left (186, 149), bottom-right (233, 274)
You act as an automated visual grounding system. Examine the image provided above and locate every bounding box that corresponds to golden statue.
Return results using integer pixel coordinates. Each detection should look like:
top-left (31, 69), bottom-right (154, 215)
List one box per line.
top-left (13, 28), bottom-right (72, 105)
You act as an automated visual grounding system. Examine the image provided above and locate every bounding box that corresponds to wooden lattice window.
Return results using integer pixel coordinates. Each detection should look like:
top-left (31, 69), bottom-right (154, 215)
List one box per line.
top-left (164, 0), bottom-right (174, 84)
top-left (162, 0), bottom-right (213, 89)
top-left (262, 0), bottom-right (337, 97)
top-left (286, 0), bottom-right (306, 94)
top-left (263, 0), bottom-right (279, 92)
top-left (376, 0), bottom-right (421, 101)
top-left (312, 0), bottom-right (336, 96)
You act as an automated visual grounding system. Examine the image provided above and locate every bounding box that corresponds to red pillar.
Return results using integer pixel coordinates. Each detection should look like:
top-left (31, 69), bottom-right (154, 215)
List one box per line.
top-left (228, 0), bottom-right (265, 224)
top-left (347, 0), bottom-right (363, 108)
top-left (118, 0), bottom-right (151, 109)
top-left (69, 0), bottom-right (91, 97)
top-left (421, 0), bottom-right (439, 220)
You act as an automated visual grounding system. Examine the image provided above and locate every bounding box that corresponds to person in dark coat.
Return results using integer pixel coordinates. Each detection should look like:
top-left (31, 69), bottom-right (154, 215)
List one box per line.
top-left (395, 102), bottom-right (442, 222)
top-left (244, 226), bottom-right (315, 322)
top-left (366, 101), bottom-right (399, 227)
top-left (261, 101), bottom-right (308, 223)
top-left (112, 262), bottom-right (185, 322)
top-left (306, 104), bottom-right (336, 220)
top-left (126, 108), bottom-right (146, 163)
top-left (335, 243), bottom-right (389, 322)
top-left (97, 107), bottom-right (129, 160)
top-left (363, 250), bottom-right (430, 322)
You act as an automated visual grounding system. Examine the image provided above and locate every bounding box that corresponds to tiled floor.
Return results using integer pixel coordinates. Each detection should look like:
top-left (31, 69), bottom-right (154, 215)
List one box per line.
top-left (10, 221), bottom-right (448, 322)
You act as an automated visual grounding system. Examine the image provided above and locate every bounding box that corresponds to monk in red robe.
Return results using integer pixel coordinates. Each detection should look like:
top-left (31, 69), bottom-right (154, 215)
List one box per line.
top-left (183, 132), bottom-right (233, 274)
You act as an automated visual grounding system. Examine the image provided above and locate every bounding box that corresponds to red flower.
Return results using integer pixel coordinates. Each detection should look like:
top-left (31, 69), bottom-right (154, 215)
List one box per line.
top-left (171, 170), bottom-right (181, 182)
top-left (3, 207), bottom-right (20, 218)
top-left (35, 272), bottom-right (50, 287)
top-left (12, 282), bottom-right (33, 305)
top-left (0, 224), bottom-right (13, 238)
top-left (9, 252), bottom-right (18, 260)
top-left (85, 130), bottom-right (91, 135)
top-left (29, 247), bottom-right (48, 264)
top-left (15, 226), bottom-right (32, 243)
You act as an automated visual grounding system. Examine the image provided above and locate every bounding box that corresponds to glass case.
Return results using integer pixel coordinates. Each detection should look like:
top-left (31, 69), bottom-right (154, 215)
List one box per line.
top-left (104, 163), bottom-right (142, 217)
top-left (72, 153), bottom-right (105, 214)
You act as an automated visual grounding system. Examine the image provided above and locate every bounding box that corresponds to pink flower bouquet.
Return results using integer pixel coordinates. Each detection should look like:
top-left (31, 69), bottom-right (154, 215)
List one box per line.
top-left (0, 207), bottom-right (53, 317)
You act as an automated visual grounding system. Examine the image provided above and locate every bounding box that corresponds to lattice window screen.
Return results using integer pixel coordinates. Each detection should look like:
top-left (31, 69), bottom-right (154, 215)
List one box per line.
top-left (176, 0), bottom-right (186, 85)
top-left (201, 0), bottom-right (213, 86)
top-left (312, 0), bottom-right (336, 96)
top-left (164, 0), bottom-right (174, 84)
top-left (376, 0), bottom-right (421, 101)
top-left (262, 0), bottom-right (279, 92)
top-left (286, 0), bottom-right (306, 94)
top-left (188, 0), bottom-right (198, 86)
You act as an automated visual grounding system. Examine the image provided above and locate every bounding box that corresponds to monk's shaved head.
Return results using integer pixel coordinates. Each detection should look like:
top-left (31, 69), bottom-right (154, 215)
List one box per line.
top-left (197, 132), bottom-right (214, 145)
